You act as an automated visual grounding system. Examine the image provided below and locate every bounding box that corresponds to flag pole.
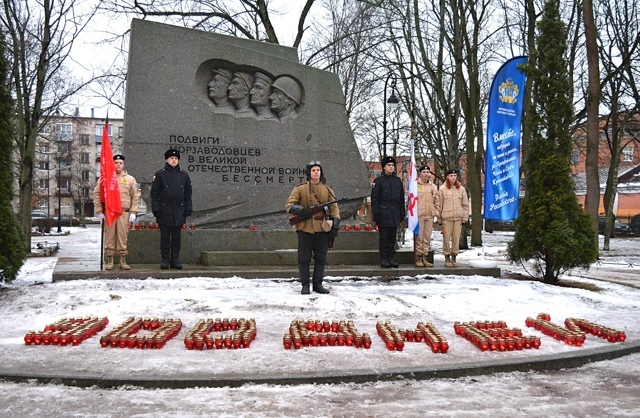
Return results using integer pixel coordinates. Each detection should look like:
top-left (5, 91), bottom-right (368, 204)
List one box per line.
top-left (100, 218), bottom-right (104, 270)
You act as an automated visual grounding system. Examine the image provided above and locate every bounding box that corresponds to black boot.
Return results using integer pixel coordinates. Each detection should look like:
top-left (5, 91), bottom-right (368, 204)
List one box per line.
top-left (312, 263), bottom-right (330, 294)
top-left (380, 259), bottom-right (391, 268)
top-left (160, 250), bottom-right (170, 269)
top-left (388, 249), bottom-right (399, 268)
top-left (170, 251), bottom-right (182, 269)
top-left (299, 264), bottom-right (311, 294)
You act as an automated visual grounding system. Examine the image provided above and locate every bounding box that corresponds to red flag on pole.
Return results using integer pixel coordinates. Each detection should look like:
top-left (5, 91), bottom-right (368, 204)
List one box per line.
top-left (99, 119), bottom-right (122, 225)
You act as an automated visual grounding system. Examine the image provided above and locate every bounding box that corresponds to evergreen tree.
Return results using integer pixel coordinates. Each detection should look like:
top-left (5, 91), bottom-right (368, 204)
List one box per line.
top-left (0, 29), bottom-right (26, 283)
top-left (507, 0), bottom-right (597, 285)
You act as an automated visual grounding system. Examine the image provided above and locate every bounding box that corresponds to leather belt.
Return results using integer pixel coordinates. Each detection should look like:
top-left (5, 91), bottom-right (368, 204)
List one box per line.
top-left (124, 209), bottom-right (130, 212)
top-left (313, 215), bottom-right (325, 220)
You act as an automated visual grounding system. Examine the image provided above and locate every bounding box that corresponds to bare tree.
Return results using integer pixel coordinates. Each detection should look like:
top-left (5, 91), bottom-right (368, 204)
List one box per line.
top-left (595, 0), bottom-right (640, 250)
top-left (101, 0), bottom-right (317, 48)
top-left (1, 0), bottom-right (97, 251)
top-left (582, 0), bottom-right (601, 255)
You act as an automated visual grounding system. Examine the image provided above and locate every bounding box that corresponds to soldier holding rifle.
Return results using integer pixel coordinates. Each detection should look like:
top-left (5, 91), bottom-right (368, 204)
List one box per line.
top-left (286, 161), bottom-right (340, 295)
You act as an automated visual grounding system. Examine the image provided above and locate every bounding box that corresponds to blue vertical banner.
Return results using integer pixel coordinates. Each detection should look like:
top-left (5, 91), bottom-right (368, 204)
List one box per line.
top-left (484, 56), bottom-right (527, 221)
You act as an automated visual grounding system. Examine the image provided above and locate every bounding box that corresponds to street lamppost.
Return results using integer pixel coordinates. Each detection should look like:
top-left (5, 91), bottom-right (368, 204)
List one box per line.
top-left (382, 72), bottom-right (400, 157)
top-left (57, 155), bottom-right (62, 232)
top-left (47, 152), bottom-right (51, 219)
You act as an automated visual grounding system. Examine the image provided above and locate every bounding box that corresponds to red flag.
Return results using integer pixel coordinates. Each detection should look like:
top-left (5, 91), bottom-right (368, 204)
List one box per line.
top-left (99, 120), bottom-right (122, 225)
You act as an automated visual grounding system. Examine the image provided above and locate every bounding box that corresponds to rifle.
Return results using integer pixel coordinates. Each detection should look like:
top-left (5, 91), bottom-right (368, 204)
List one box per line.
top-left (289, 197), bottom-right (349, 226)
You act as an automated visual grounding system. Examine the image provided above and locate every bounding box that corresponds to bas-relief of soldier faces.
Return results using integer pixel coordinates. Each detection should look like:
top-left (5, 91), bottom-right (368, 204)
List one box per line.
top-left (201, 61), bottom-right (304, 122)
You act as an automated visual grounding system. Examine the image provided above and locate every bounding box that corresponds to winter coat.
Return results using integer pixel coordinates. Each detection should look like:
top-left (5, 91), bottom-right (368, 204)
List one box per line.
top-left (286, 181), bottom-right (340, 234)
top-left (93, 170), bottom-right (141, 215)
top-left (371, 173), bottom-right (405, 227)
top-left (436, 180), bottom-right (469, 222)
top-left (150, 163), bottom-right (193, 226)
top-left (417, 178), bottom-right (439, 221)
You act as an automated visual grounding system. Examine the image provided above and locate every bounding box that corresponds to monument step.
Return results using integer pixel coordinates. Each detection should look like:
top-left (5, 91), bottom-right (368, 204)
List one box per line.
top-left (201, 250), bottom-right (414, 266)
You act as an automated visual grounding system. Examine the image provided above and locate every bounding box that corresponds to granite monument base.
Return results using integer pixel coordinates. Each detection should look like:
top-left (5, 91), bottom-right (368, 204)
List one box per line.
top-left (126, 229), bottom-right (401, 266)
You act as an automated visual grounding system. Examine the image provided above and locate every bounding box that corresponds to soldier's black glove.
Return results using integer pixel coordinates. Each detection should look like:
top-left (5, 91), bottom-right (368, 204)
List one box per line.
top-left (290, 204), bottom-right (312, 218)
top-left (330, 217), bottom-right (340, 238)
top-left (153, 212), bottom-right (160, 218)
top-left (185, 211), bottom-right (192, 217)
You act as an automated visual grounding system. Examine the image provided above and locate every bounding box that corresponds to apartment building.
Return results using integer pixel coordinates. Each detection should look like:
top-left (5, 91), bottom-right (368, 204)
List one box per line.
top-left (29, 112), bottom-right (125, 218)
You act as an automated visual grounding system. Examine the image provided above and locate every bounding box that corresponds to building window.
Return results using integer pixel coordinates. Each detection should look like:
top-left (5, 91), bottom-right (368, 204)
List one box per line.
top-left (39, 161), bottom-right (49, 170)
top-left (60, 162), bottom-right (71, 172)
top-left (95, 124), bottom-right (112, 144)
top-left (39, 179), bottom-right (49, 189)
top-left (571, 150), bottom-right (580, 165)
top-left (57, 123), bottom-right (72, 141)
top-left (39, 144), bottom-right (50, 153)
top-left (58, 142), bottom-right (71, 154)
top-left (60, 179), bottom-right (71, 190)
top-left (372, 170), bottom-right (381, 178)
top-left (81, 134), bottom-right (90, 145)
top-left (622, 145), bottom-right (634, 162)
top-left (82, 171), bottom-right (91, 181)
top-left (82, 187), bottom-right (90, 198)
top-left (80, 153), bottom-right (90, 164)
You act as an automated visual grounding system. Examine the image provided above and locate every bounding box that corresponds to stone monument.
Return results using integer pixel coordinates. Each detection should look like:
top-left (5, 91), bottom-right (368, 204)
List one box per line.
top-left (124, 19), bottom-right (370, 231)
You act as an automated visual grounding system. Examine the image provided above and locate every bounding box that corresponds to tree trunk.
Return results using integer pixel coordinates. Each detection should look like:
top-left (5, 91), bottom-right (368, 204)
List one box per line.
top-left (582, 0), bottom-right (601, 257)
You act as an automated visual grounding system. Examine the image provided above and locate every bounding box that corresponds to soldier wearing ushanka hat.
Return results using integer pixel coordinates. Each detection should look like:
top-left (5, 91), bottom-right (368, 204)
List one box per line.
top-left (435, 168), bottom-right (469, 267)
top-left (93, 154), bottom-right (141, 270)
top-left (151, 148), bottom-right (193, 269)
top-left (371, 156), bottom-right (405, 268)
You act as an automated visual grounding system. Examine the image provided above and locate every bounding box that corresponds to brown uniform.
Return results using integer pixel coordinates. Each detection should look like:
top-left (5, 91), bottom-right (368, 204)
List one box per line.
top-left (286, 180), bottom-right (340, 293)
top-left (93, 170), bottom-right (141, 256)
top-left (286, 182), bottom-right (340, 233)
top-left (436, 180), bottom-right (469, 256)
top-left (416, 178), bottom-right (439, 255)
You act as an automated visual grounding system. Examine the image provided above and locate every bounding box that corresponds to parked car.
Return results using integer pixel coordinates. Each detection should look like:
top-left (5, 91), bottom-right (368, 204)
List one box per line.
top-left (614, 220), bottom-right (630, 236)
top-left (598, 217), bottom-right (631, 237)
top-left (55, 215), bottom-right (81, 226)
top-left (485, 219), bottom-right (515, 232)
top-left (630, 214), bottom-right (640, 234)
top-left (31, 210), bottom-right (54, 233)
top-left (31, 210), bottom-right (48, 219)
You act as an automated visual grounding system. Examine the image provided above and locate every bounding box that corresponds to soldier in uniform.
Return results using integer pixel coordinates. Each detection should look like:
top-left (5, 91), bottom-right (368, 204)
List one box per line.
top-left (150, 149), bottom-right (193, 269)
top-left (415, 165), bottom-right (439, 267)
top-left (93, 154), bottom-right (141, 270)
top-left (371, 156), bottom-right (405, 268)
top-left (286, 161), bottom-right (340, 295)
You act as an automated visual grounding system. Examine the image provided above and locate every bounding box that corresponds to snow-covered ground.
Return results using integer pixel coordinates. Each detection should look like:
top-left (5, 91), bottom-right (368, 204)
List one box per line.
top-left (1, 227), bottom-right (639, 417)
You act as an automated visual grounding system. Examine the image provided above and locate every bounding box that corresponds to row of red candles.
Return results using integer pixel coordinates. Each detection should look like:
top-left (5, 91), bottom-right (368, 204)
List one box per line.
top-left (284, 319), bottom-right (371, 349)
top-left (24, 316), bottom-right (629, 350)
top-left (564, 317), bottom-right (626, 343)
top-left (130, 223), bottom-right (196, 230)
top-left (526, 313), bottom-right (627, 345)
top-left (23, 317), bottom-right (108, 346)
top-left (525, 314), bottom-right (586, 346)
top-left (376, 320), bottom-right (450, 353)
top-left (454, 321), bottom-right (541, 351)
top-left (184, 318), bottom-right (257, 350)
top-left (131, 224), bottom-right (379, 232)
top-left (98, 317), bottom-right (183, 349)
